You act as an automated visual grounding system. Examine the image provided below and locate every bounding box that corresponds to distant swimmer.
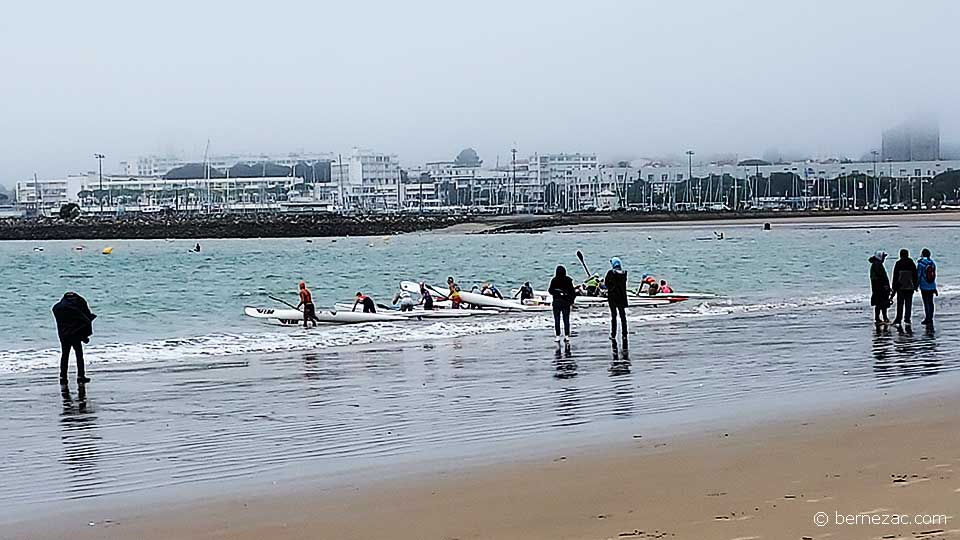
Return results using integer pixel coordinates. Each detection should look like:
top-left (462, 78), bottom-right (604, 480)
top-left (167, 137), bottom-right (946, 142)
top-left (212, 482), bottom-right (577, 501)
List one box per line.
top-left (392, 290), bottom-right (416, 312)
top-left (353, 292), bottom-right (377, 313)
top-left (659, 280), bottom-right (673, 294)
top-left (713, 231), bottom-right (724, 240)
top-left (419, 282), bottom-right (434, 310)
top-left (193, 243), bottom-right (201, 252)
top-left (517, 281), bottom-right (534, 304)
top-left (297, 281), bottom-right (319, 328)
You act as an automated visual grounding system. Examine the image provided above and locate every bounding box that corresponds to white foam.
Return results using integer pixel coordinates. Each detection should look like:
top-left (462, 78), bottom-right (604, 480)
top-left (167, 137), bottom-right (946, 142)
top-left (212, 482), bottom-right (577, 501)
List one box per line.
top-left (0, 291), bottom-right (889, 375)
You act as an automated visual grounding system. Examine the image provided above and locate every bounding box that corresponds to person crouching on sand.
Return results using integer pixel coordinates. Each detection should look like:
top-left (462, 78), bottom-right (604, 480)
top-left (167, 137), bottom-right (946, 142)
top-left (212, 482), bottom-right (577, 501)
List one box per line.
top-left (868, 250), bottom-right (891, 325)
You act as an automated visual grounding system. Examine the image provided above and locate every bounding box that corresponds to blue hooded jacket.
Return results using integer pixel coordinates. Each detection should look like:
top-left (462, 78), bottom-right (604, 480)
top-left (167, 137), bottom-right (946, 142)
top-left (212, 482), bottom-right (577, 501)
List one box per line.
top-left (917, 256), bottom-right (937, 291)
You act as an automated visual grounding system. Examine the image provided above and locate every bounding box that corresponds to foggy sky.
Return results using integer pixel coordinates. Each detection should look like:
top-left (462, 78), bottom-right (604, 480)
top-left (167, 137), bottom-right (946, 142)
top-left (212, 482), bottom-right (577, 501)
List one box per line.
top-left (1, 0), bottom-right (958, 185)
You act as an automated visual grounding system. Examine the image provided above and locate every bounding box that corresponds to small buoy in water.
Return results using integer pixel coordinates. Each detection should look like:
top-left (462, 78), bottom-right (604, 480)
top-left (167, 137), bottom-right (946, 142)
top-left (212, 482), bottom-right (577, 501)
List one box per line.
top-left (306, 239), bottom-right (313, 243)
top-left (102, 247), bottom-right (113, 255)
top-left (647, 236), bottom-right (652, 241)
top-left (74, 246), bottom-right (84, 251)
top-left (763, 223), bottom-right (771, 231)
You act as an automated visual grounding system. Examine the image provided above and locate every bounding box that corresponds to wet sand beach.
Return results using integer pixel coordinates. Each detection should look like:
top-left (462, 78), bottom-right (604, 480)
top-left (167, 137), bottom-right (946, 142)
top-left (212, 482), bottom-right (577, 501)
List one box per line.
top-left (10, 379), bottom-right (959, 540)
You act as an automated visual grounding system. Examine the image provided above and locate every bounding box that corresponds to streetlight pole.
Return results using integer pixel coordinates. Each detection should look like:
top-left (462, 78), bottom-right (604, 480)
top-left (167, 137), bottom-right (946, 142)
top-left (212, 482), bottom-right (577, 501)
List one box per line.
top-left (511, 147), bottom-right (517, 214)
top-left (94, 153), bottom-right (105, 213)
top-left (685, 150), bottom-right (694, 210)
top-left (871, 150), bottom-right (879, 208)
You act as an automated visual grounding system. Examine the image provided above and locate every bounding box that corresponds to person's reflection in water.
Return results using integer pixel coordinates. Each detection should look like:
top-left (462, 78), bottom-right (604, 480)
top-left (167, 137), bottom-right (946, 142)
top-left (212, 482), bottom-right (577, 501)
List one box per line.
top-left (60, 383), bottom-right (100, 493)
top-left (609, 339), bottom-right (634, 418)
top-left (609, 339), bottom-right (631, 376)
top-left (874, 318), bottom-right (941, 381)
top-left (302, 352), bottom-right (320, 381)
top-left (552, 343), bottom-right (581, 426)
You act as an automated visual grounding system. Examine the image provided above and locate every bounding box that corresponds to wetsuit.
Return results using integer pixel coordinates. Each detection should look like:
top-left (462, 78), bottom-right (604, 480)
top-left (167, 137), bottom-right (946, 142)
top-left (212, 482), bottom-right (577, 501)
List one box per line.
top-left (355, 295), bottom-right (377, 313)
top-left (421, 288), bottom-right (434, 310)
top-left (519, 284), bottom-right (534, 304)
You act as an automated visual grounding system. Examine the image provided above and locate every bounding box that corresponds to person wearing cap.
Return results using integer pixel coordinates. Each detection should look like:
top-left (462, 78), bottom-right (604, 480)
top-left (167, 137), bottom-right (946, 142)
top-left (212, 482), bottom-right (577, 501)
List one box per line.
top-left (297, 281), bottom-right (319, 328)
top-left (868, 250), bottom-right (891, 325)
top-left (446, 276), bottom-right (462, 309)
top-left (604, 257), bottom-right (629, 340)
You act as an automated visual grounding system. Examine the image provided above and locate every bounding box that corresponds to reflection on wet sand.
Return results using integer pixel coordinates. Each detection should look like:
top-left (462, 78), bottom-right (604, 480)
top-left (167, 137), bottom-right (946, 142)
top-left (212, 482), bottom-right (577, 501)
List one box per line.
top-left (873, 323), bottom-right (941, 381)
top-left (609, 339), bottom-right (634, 417)
top-left (60, 384), bottom-right (100, 497)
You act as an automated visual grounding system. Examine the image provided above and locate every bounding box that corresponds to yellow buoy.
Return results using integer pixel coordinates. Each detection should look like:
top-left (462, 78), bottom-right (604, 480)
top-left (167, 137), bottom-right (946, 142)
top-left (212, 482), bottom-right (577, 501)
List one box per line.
top-left (102, 247), bottom-right (113, 255)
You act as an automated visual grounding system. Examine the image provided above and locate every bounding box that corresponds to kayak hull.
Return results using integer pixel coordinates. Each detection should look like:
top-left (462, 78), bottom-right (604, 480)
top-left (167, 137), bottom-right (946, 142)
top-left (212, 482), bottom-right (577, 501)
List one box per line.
top-left (244, 306), bottom-right (406, 324)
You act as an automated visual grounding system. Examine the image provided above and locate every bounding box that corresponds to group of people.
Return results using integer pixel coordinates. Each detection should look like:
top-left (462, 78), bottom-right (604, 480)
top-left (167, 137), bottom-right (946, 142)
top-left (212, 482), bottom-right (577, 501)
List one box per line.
top-left (869, 248), bottom-right (939, 328)
top-left (548, 257), bottom-right (632, 343)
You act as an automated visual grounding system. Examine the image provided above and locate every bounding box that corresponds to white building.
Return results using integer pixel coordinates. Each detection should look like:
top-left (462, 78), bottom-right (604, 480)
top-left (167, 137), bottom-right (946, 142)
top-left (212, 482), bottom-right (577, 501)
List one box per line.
top-left (330, 149), bottom-right (402, 210)
top-left (120, 152), bottom-right (334, 177)
top-left (14, 175), bottom-right (85, 215)
top-left (528, 153), bottom-right (599, 210)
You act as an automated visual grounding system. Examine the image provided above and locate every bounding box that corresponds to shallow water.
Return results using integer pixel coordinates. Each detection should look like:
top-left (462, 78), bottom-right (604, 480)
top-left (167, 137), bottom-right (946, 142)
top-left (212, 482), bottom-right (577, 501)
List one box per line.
top-left (0, 220), bottom-right (957, 520)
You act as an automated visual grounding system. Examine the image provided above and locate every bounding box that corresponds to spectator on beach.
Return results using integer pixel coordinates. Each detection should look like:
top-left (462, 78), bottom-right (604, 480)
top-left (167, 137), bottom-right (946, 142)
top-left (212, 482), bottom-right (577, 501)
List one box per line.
top-left (604, 257), bottom-right (629, 341)
top-left (52, 292), bottom-right (96, 384)
top-left (917, 248), bottom-right (938, 326)
top-left (868, 251), bottom-right (891, 325)
top-left (891, 249), bottom-right (918, 327)
top-left (548, 265), bottom-right (576, 343)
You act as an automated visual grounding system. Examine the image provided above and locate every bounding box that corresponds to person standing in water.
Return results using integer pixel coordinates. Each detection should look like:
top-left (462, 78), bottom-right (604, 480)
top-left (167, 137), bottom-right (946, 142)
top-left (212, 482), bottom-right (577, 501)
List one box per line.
top-left (297, 281), bottom-right (318, 328)
top-left (548, 265), bottom-right (576, 342)
top-left (517, 281), bottom-right (535, 304)
top-left (868, 251), bottom-right (891, 325)
top-left (419, 282), bottom-right (434, 310)
top-left (52, 292), bottom-right (96, 384)
top-left (891, 249), bottom-right (918, 327)
top-left (916, 248), bottom-right (938, 327)
top-left (604, 257), bottom-right (629, 340)
top-left (446, 276), bottom-right (462, 309)
top-left (352, 292), bottom-right (377, 313)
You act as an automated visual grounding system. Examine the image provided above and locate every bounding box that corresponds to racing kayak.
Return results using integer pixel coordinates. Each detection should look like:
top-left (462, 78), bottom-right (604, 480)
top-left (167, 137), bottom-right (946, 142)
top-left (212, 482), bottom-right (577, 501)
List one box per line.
top-left (244, 306), bottom-right (406, 325)
top-left (400, 281), bottom-right (548, 312)
top-left (332, 303), bottom-right (487, 318)
top-left (513, 288), bottom-right (679, 307)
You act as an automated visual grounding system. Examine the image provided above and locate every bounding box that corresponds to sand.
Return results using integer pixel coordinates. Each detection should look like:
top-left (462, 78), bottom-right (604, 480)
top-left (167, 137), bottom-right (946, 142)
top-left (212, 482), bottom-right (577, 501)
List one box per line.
top-left (14, 390), bottom-right (959, 540)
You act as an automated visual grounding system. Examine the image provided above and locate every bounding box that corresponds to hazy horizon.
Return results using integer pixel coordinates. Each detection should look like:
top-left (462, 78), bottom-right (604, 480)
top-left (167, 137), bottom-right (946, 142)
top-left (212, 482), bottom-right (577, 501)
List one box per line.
top-left (2, 0), bottom-right (958, 187)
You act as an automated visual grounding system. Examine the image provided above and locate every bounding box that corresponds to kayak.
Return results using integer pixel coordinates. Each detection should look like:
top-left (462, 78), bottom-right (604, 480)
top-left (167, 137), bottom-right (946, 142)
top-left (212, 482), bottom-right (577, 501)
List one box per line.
top-left (512, 288), bottom-right (679, 308)
top-left (244, 306), bottom-right (406, 325)
top-left (400, 281), bottom-right (549, 312)
top-left (332, 303), bottom-right (487, 318)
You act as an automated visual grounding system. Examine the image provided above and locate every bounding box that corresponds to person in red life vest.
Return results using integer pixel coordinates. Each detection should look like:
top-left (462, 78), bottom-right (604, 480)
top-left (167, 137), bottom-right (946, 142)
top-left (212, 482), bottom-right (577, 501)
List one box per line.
top-left (658, 280), bottom-right (673, 294)
top-left (297, 281), bottom-right (319, 328)
top-left (352, 292), bottom-right (377, 313)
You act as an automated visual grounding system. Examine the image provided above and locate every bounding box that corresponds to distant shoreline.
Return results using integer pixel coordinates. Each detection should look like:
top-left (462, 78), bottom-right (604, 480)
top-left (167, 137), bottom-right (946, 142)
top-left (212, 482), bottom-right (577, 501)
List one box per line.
top-left (1, 209), bottom-right (956, 240)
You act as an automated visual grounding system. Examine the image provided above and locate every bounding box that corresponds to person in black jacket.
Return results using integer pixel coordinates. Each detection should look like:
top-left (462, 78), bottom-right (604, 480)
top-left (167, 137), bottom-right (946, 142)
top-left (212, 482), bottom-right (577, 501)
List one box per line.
top-left (604, 257), bottom-right (629, 340)
top-left (891, 248), bottom-right (918, 327)
top-left (52, 292), bottom-right (96, 384)
top-left (548, 265), bottom-right (576, 342)
top-left (868, 250), bottom-right (891, 324)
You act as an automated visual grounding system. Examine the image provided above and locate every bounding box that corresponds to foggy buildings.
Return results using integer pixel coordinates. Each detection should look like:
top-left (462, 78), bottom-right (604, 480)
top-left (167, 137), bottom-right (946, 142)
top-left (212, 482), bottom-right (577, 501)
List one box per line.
top-left (882, 119), bottom-right (940, 161)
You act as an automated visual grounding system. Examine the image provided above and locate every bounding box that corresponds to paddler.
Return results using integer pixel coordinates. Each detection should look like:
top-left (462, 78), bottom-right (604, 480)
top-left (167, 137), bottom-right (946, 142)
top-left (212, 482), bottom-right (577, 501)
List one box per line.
top-left (481, 282), bottom-right (503, 299)
top-left (658, 280), bottom-right (673, 294)
top-left (516, 281), bottom-right (534, 304)
top-left (447, 276), bottom-right (462, 309)
top-left (419, 282), bottom-right (434, 310)
top-left (584, 273), bottom-right (601, 296)
top-left (297, 281), bottom-right (319, 328)
top-left (392, 290), bottom-right (416, 312)
top-left (352, 292), bottom-right (377, 313)
top-left (637, 274), bottom-right (657, 295)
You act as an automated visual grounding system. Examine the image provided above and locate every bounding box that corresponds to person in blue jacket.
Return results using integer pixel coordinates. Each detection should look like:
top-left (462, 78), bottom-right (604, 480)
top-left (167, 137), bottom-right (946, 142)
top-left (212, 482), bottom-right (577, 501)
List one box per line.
top-left (916, 248), bottom-right (938, 326)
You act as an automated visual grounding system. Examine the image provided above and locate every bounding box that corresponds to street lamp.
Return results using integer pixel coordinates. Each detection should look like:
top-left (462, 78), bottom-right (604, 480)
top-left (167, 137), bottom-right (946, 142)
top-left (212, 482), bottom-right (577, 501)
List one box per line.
top-left (685, 150), bottom-right (695, 210)
top-left (871, 150), bottom-right (879, 208)
top-left (94, 153), bottom-right (105, 213)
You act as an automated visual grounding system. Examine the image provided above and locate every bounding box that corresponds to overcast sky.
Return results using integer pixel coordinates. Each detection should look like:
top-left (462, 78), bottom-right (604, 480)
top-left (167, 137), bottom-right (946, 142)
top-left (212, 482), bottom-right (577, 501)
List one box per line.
top-left (1, 0), bottom-right (957, 185)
